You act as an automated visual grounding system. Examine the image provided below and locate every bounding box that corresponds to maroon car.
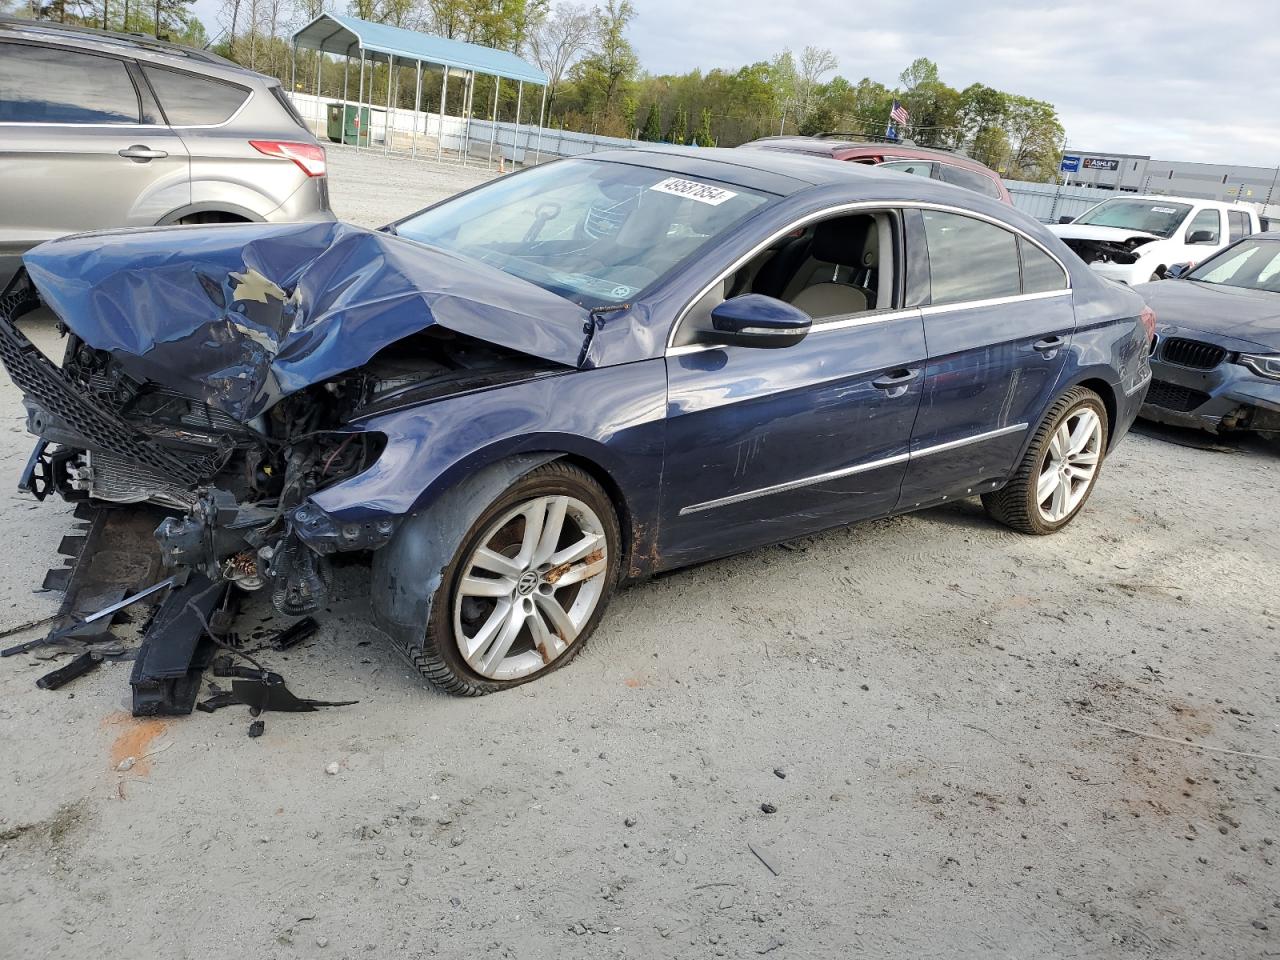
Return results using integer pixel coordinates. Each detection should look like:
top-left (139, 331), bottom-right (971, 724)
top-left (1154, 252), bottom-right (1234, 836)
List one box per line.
top-left (739, 136), bottom-right (1013, 205)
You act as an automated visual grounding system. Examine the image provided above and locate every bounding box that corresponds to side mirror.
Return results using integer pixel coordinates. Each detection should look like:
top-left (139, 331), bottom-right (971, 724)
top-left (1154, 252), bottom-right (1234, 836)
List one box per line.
top-left (1188, 230), bottom-right (1217, 244)
top-left (1165, 262), bottom-right (1192, 279)
top-left (1058, 215), bottom-right (1073, 224)
top-left (706, 294), bottom-right (811, 349)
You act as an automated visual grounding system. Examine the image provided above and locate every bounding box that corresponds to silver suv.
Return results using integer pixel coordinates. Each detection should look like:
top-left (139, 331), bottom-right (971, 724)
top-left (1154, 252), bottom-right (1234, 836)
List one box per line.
top-left (0, 18), bottom-right (334, 287)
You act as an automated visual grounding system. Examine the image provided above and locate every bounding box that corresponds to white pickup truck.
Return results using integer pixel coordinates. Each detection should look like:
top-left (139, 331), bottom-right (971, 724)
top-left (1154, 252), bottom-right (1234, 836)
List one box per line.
top-left (1049, 195), bottom-right (1261, 285)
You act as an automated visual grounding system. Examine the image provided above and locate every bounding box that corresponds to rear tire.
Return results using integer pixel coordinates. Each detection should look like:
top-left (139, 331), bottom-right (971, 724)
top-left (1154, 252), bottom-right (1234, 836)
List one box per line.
top-left (412, 462), bottom-right (621, 696)
top-left (983, 386), bottom-right (1109, 535)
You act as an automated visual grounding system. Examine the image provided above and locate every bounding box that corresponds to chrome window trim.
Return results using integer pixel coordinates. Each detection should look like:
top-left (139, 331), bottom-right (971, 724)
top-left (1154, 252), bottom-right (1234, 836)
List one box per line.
top-left (918, 288), bottom-right (1071, 316)
top-left (665, 199), bottom-right (1072, 354)
top-left (677, 422), bottom-right (1029, 516)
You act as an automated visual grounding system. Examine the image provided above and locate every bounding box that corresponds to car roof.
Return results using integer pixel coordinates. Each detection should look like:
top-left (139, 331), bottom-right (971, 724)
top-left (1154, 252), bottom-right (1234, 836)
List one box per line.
top-left (582, 146), bottom-right (1024, 219)
top-left (587, 146), bottom-right (908, 193)
top-left (0, 16), bottom-right (264, 79)
top-left (744, 136), bottom-right (987, 164)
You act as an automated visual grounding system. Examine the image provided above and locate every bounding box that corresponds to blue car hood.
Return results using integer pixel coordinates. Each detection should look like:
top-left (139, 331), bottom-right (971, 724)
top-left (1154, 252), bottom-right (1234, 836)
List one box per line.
top-left (23, 220), bottom-right (587, 422)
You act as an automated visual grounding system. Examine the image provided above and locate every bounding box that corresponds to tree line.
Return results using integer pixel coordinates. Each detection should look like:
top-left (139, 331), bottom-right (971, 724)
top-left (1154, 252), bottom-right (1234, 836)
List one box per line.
top-left (4, 0), bottom-right (1067, 182)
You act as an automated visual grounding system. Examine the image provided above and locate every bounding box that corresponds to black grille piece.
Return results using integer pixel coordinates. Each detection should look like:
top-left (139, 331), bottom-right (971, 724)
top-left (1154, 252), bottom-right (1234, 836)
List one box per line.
top-left (0, 289), bottom-right (212, 484)
top-left (1161, 337), bottom-right (1226, 370)
top-left (1145, 379), bottom-right (1210, 413)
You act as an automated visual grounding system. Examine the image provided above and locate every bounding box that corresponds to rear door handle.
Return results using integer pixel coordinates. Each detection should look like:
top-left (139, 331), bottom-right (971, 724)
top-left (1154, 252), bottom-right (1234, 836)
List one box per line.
top-left (871, 368), bottom-right (920, 390)
top-left (118, 145), bottom-right (168, 161)
top-left (1033, 336), bottom-right (1065, 355)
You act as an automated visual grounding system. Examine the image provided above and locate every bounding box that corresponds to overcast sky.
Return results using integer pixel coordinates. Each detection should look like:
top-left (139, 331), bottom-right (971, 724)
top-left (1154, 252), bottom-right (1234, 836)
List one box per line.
top-left (622, 0), bottom-right (1280, 168)
top-left (220, 0), bottom-right (1280, 168)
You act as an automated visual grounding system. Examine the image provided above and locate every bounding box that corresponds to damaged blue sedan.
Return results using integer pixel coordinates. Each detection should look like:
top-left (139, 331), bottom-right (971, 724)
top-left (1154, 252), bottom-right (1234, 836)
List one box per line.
top-left (0, 149), bottom-right (1153, 695)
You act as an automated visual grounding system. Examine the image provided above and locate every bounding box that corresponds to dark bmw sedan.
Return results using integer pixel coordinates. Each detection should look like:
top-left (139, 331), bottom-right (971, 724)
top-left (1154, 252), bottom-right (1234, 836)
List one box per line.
top-left (1136, 234), bottom-right (1280, 438)
top-left (0, 148), bottom-right (1153, 695)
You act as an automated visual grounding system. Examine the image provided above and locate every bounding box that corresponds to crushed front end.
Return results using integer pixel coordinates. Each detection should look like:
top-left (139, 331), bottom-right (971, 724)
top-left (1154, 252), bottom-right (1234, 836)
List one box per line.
top-left (0, 274), bottom-right (390, 615)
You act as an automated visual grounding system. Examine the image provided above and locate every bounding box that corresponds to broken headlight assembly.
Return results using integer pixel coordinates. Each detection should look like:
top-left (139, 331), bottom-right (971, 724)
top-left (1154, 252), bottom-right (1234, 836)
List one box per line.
top-left (1239, 354), bottom-right (1280, 381)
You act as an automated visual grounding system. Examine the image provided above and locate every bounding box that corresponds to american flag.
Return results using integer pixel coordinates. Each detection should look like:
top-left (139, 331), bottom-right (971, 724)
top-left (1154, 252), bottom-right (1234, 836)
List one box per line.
top-left (890, 100), bottom-right (910, 126)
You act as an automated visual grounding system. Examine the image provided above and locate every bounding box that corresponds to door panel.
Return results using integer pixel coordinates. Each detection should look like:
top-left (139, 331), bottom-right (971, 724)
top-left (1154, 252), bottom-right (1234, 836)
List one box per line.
top-left (897, 208), bottom-right (1075, 506)
top-left (0, 125), bottom-right (190, 249)
top-left (658, 310), bottom-right (926, 568)
top-left (898, 293), bottom-right (1075, 505)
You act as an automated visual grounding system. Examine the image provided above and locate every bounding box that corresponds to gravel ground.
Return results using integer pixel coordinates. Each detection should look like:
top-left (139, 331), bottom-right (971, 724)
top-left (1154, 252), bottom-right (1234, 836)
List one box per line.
top-left (1, 149), bottom-right (1278, 960)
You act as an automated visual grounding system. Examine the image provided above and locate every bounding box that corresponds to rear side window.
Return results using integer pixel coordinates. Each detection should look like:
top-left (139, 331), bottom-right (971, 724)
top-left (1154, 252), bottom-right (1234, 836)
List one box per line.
top-left (142, 65), bottom-right (249, 126)
top-left (921, 210), bottom-right (1021, 304)
top-left (1228, 210), bottom-right (1252, 242)
top-left (879, 159), bottom-right (934, 178)
top-left (0, 42), bottom-right (140, 123)
top-left (1019, 237), bottom-right (1068, 293)
top-left (937, 163), bottom-right (1004, 200)
top-left (1186, 208), bottom-right (1221, 243)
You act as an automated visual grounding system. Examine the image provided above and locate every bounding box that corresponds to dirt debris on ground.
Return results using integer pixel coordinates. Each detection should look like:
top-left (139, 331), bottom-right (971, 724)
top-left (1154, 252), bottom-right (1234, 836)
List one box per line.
top-left (0, 148), bottom-right (1277, 959)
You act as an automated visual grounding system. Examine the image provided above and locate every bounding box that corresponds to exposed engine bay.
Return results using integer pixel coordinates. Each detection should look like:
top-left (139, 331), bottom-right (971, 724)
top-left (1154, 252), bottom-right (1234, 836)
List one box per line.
top-left (0, 273), bottom-right (561, 618)
top-left (1059, 235), bottom-right (1153, 267)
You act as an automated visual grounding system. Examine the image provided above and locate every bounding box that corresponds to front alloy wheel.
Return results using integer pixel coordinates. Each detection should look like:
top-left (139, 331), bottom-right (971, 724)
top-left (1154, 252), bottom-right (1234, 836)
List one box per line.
top-left (454, 494), bottom-right (608, 680)
top-left (412, 461), bottom-right (620, 695)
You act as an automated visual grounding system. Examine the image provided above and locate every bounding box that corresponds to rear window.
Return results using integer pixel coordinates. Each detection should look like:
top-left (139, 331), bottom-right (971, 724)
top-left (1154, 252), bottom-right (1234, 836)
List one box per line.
top-left (0, 42), bottom-right (140, 123)
top-left (938, 163), bottom-right (1004, 200)
top-left (142, 65), bottom-right (249, 126)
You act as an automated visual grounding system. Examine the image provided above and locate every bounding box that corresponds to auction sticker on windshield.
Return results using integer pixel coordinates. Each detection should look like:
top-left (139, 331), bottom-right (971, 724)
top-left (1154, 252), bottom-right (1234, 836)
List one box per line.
top-left (1151, 206), bottom-right (1180, 214)
top-left (650, 177), bottom-right (738, 206)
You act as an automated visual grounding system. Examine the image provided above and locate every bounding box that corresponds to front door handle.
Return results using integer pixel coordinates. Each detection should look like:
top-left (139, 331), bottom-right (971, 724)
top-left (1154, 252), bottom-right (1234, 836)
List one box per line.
top-left (871, 368), bottom-right (920, 390)
top-left (1033, 336), bottom-right (1065, 356)
top-left (118, 145), bottom-right (168, 162)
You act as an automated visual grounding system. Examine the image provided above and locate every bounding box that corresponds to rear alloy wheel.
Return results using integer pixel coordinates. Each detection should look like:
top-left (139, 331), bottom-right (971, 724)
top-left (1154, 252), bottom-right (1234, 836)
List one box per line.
top-left (983, 387), bottom-right (1109, 535)
top-left (415, 462), bottom-right (620, 695)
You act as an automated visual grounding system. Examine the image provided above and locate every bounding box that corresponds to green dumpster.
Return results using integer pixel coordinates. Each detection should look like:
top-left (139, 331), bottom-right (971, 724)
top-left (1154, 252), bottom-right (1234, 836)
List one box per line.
top-left (325, 103), bottom-right (370, 146)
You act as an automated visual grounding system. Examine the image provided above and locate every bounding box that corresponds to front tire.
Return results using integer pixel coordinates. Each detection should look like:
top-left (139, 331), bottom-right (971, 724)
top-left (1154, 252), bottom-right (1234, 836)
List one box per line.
top-left (413, 462), bottom-right (620, 696)
top-left (983, 386), bottom-right (1109, 535)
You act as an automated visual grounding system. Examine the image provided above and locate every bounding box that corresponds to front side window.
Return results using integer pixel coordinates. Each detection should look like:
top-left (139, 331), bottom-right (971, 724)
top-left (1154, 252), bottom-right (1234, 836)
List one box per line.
top-left (0, 42), bottom-right (140, 124)
top-left (142, 65), bottom-right (249, 126)
top-left (937, 163), bottom-right (1004, 200)
top-left (1073, 199), bottom-right (1192, 238)
top-left (1186, 208), bottom-right (1221, 243)
top-left (921, 210), bottom-right (1021, 304)
top-left (395, 159), bottom-right (773, 308)
top-left (1189, 239), bottom-right (1280, 292)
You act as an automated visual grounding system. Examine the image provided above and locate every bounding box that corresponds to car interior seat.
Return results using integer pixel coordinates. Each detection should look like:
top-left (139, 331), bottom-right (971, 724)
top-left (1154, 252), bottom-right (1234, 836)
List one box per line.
top-left (781, 217), bottom-right (879, 317)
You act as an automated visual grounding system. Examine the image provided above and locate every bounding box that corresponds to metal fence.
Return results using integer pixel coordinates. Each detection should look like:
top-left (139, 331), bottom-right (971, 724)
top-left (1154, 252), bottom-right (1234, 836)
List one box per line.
top-left (1002, 179), bottom-right (1108, 223)
top-left (1004, 177), bottom-right (1280, 226)
top-left (289, 91), bottom-right (643, 168)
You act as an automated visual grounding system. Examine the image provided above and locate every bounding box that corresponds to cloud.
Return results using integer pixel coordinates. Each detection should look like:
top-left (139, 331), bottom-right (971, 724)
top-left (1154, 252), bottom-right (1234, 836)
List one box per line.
top-left (627, 0), bottom-right (1280, 167)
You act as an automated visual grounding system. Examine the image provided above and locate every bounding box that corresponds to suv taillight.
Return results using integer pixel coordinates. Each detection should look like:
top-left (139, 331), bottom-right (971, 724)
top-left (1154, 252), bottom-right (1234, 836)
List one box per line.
top-left (249, 140), bottom-right (326, 177)
top-left (1140, 305), bottom-right (1157, 342)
